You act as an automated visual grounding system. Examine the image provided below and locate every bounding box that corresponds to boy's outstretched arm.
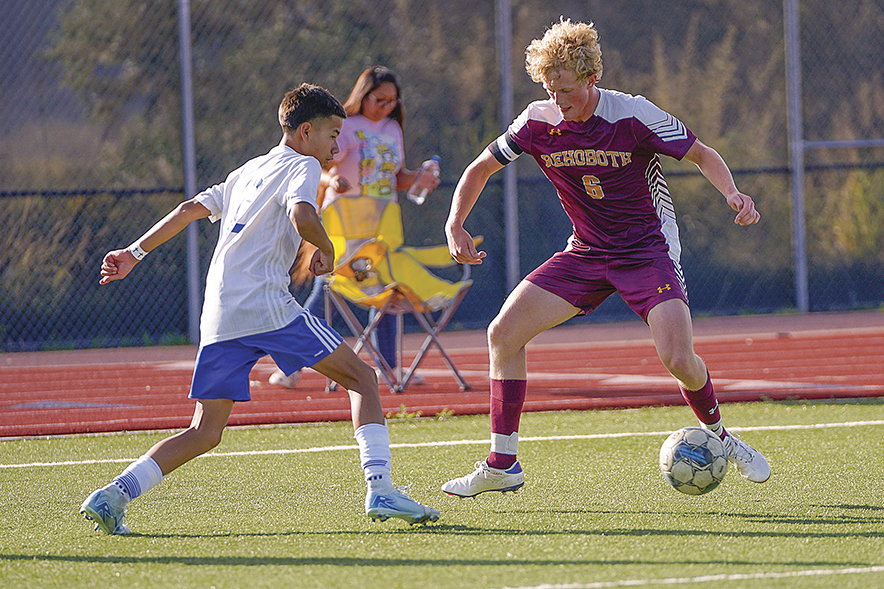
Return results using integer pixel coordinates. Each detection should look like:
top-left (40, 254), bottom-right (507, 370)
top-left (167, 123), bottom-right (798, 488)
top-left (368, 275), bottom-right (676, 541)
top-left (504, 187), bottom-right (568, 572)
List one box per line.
top-left (445, 149), bottom-right (503, 265)
top-left (100, 199), bottom-right (211, 285)
top-left (683, 139), bottom-right (760, 226)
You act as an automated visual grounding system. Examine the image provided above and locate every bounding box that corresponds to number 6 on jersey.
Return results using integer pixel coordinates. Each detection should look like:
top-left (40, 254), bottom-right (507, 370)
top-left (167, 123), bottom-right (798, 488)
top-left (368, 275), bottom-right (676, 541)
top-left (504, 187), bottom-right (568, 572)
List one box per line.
top-left (582, 174), bottom-right (604, 199)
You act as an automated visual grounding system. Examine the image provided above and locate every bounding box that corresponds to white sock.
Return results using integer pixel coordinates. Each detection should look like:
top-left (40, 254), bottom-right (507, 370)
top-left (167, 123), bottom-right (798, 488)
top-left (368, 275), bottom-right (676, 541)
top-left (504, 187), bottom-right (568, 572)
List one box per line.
top-left (491, 432), bottom-right (519, 456)
top-left (354, 422), bottom-right (394, 492)
top-left (112, 455), bottom-right (164, 502)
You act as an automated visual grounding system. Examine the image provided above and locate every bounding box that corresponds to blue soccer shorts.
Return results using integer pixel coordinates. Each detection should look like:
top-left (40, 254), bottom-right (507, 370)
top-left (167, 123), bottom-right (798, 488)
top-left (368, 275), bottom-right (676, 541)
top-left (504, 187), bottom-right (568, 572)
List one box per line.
top-left (189, 311), bottom-right (343, 402)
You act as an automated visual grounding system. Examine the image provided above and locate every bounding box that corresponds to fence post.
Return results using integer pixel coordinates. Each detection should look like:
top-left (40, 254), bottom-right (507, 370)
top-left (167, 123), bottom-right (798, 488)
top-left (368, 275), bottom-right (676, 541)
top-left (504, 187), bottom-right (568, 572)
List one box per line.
top-left (495, 0), bottom-right (519, 293)
top-left (784, 0), bottom-right (809, 313)
top-left (178, 0), bottom-right (201, 342)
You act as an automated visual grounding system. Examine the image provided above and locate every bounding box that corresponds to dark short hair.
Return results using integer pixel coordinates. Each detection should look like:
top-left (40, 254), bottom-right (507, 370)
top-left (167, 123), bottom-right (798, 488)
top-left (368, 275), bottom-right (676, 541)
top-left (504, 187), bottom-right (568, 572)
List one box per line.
top-left (278, 83), bottom-right (346, 133)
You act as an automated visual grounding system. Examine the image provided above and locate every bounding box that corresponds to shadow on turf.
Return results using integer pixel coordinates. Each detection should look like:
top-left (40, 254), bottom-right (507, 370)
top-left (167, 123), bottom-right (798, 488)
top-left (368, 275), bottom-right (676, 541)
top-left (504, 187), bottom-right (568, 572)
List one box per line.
top-left (0, 553), bottom-right (873, 569)
top-left (505, 506), bottom-right (884, 527)
top-left (535, 506), bottom-right (884, 526)
top-left (63, 502), bottom-right (884, 541)
top-left (65, 516), bottom-right (884, 541)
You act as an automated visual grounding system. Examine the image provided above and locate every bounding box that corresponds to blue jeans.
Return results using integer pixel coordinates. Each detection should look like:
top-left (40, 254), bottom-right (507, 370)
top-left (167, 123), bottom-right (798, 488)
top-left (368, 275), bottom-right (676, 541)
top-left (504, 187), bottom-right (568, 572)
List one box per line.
top-left (304, 276), bottom-right (397, 368)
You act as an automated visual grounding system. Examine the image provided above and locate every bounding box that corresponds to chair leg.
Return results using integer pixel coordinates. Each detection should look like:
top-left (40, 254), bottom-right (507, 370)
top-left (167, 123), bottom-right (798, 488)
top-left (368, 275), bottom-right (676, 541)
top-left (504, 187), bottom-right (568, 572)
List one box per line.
top-left (398, 291), bottom-right (472, 391)
top-left (408, 316), bottom-right (471, 391)
top-left (395, 311), bottom-right (404, 391)
top-left (325, 291), bottom-right (397, 393)
top-left (323, 284), bottom-right (335, 393)
top-left (366, 298), bottom-right (401, 392)
top-left (416, 289), bottom-right (471, 390)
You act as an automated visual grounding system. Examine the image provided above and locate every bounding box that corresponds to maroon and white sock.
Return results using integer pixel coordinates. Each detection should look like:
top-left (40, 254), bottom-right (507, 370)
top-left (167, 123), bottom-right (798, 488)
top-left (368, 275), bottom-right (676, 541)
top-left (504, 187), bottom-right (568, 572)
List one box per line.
top-left (487, 379), bottom-right (526, 469)
top-left (679, 373), bottom-right (727, 439)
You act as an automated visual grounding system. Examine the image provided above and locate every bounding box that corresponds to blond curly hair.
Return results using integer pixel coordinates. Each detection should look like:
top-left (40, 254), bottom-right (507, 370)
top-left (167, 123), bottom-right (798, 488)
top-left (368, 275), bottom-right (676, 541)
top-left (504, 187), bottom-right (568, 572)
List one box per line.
top-left (525, 18), bottom-right (603, 84)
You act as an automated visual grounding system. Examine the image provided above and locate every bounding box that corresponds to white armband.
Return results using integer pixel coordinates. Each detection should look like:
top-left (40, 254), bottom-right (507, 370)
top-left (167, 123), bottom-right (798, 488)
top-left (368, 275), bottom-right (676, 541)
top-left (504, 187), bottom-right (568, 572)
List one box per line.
top-left (128, 243), bottom-right (148, 261)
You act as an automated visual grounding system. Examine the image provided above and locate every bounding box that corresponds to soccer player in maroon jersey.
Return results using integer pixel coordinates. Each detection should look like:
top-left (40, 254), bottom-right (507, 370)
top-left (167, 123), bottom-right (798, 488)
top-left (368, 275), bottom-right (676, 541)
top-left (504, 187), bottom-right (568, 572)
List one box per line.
top-left (441, 18), bottom-right (770, 497)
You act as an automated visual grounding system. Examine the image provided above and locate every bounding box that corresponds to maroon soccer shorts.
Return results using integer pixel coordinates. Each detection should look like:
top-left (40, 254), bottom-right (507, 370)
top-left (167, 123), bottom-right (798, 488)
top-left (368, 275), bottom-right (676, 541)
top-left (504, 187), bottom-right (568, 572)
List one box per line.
top-left (525, 250), bottom-right (689, 322)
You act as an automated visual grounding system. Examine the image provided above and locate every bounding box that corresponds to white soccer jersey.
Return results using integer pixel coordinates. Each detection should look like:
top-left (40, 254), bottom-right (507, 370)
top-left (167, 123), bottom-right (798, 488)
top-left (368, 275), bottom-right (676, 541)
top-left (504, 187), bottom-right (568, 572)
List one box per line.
top-left (193, 143), bottom-right (321, 345)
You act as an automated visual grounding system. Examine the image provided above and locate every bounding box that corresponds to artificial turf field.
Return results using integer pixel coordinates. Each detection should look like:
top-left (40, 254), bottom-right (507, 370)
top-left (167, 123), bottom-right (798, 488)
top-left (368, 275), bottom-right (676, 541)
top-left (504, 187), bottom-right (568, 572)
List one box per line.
top-left (1, 399), bottom-right (882, 589)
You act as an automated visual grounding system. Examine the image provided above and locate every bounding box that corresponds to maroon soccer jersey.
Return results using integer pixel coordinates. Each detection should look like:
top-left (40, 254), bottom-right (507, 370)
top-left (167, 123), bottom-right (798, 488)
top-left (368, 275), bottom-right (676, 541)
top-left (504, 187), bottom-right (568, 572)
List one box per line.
top-left (489, 88), bottom-right (697, 261)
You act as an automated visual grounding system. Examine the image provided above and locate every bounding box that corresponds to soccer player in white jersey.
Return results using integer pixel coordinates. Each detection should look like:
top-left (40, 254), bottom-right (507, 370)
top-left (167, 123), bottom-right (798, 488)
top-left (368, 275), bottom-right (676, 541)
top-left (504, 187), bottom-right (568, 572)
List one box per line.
top-left (441, 19), bottom-right (770, 498)
top-left (80, 84), bottom-right (439, 534)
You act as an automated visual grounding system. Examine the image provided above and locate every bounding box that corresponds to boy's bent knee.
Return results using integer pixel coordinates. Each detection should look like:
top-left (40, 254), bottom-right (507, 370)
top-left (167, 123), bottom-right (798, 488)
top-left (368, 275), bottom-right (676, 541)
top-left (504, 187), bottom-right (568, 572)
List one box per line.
top-left (487, 315), bottom-right (514, 350)
top-left (196, 427), bottom-right (224, 452)
top-left (339, 356), bottom-right (379, 396)
top-left (354, 359), bottom-right (378, 390)
top-left (659, 350), bottom-right (704, 383)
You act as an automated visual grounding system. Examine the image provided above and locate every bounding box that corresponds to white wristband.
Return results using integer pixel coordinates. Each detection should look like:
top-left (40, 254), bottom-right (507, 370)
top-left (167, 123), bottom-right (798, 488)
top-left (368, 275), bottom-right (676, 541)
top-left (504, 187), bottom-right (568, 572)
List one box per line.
top-left (128, 243), bottom-right (148, 261)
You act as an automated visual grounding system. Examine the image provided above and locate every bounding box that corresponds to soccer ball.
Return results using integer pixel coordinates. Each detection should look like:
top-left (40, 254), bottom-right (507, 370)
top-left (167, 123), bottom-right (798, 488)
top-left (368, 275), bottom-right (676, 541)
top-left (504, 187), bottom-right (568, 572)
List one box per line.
top-left (659, 427), bottom-right (728, 495)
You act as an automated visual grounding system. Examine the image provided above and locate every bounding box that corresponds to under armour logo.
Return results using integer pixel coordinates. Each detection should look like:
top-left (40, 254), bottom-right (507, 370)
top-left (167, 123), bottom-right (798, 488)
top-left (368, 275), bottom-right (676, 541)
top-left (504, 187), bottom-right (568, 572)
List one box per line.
top-left (549, 127), bottom-right (561, 135)
top-left (657, 284), bottom-right (671, 293)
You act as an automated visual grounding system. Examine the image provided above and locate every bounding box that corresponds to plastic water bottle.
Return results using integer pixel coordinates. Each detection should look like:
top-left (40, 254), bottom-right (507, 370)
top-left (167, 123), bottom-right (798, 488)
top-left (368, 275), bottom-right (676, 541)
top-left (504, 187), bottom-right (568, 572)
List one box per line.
top-left (406, 155), bottom-right (440, 205)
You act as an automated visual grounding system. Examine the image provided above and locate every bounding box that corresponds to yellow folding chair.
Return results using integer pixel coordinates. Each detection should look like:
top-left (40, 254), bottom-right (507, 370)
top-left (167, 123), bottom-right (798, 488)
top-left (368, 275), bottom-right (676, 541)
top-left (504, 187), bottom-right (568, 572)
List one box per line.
top-left (320, 196), bottom-right (481, 393)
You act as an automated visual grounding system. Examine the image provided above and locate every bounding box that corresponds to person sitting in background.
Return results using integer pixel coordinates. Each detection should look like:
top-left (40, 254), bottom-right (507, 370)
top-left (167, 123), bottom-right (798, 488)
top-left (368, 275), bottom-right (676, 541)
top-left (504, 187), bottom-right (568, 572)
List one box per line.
top-left (270, 66), bottom-right (440, 389)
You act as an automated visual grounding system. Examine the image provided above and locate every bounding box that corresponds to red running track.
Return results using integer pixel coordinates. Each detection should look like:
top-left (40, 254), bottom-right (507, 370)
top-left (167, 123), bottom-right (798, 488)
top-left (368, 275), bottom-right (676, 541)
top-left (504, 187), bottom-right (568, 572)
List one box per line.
top-left (2, 311), bottom-right (883, 437)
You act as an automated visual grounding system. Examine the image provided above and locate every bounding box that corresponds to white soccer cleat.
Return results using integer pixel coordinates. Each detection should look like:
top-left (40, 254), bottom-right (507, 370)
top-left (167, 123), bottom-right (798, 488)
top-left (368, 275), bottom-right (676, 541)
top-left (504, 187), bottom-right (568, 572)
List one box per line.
top-left (365, 487), bottom-right (440, 525)
top-left (723, 433), bottom-right (771, 483)
top-left (80, 484), bottom-right (131, 535)
top-left (269, 369), bottom-right (300, 389)
top-left (441, 460), bottom-right (525, 497)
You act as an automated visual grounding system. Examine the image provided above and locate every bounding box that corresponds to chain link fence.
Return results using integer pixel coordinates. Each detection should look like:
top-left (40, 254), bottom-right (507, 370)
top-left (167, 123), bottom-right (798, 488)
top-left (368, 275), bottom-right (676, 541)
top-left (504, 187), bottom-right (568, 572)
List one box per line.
top-left (1, 0), bottom-right (883, 351)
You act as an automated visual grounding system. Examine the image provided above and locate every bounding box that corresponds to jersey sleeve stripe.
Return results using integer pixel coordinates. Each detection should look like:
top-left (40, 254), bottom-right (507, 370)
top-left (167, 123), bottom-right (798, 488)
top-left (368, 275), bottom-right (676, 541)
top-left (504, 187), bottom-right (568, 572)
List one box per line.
top-left (646, 114), bottom-right (688, 142)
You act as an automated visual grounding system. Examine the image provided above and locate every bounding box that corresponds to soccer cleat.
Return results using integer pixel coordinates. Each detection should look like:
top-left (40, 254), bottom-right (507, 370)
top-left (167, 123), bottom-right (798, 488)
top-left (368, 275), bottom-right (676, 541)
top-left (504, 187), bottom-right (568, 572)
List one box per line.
top-left (723, 433), bottom-right (771, 483)
top-left (79, 484), bottom-right (131, 535)
top-left (366, 487), bottom-right (440, 525)
top-left (269, 368), bottom-right (300, 388)
top-left (441, 460), bottom-right (525, 497)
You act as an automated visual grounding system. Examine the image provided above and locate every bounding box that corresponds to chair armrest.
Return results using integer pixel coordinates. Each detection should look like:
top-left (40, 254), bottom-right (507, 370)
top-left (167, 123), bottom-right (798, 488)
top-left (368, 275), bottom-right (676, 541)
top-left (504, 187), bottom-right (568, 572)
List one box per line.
top-left (400, 236), bottom-right (484, 268)
top-left (400, 245), bottom-right (453, 267)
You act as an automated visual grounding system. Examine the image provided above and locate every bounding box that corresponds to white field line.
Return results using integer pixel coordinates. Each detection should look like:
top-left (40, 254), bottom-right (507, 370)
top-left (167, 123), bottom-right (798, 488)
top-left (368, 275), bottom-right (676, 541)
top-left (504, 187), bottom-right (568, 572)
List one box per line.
top-left (150, 364), bottom-right (884, 391)
top-left (496, 565), bottom-right (884, 589)
top-left (1, 420), bottom-right (882, 470)
top-left (376, 368), bottom-right (884, 391)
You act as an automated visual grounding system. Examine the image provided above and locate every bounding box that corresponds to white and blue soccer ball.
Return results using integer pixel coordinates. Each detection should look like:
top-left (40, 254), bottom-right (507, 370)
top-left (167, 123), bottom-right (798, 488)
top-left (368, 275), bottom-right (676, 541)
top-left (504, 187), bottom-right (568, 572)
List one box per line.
top-left (659, 427), bottom-right (728, 495)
